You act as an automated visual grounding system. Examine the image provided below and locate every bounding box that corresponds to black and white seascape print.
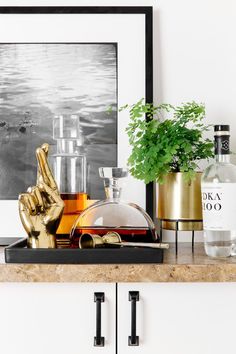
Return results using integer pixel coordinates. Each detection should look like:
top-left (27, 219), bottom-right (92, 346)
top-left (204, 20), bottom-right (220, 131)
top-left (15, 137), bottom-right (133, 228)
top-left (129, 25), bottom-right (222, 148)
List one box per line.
top-left (0, 43), bottom-right (117, 199)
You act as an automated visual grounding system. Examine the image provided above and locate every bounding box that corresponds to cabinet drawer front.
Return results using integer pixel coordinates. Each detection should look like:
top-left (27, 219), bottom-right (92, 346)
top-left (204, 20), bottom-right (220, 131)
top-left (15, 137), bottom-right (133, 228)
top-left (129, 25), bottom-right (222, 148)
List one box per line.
top-left (0, 283), bottom-right (116, 354)
top-left (118, 283), bottom-right (236, 354)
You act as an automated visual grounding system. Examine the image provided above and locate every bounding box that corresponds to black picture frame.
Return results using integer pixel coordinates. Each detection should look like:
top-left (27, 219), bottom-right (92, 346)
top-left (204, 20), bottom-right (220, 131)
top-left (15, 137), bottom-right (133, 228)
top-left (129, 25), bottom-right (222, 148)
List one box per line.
top-left (0, 6), bottom-right (154, 219)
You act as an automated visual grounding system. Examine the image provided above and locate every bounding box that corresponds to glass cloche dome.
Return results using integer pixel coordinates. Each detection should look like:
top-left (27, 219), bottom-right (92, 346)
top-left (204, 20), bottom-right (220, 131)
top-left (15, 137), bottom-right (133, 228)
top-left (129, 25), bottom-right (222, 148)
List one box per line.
top-left (70, 167), bottom-right (158, 247)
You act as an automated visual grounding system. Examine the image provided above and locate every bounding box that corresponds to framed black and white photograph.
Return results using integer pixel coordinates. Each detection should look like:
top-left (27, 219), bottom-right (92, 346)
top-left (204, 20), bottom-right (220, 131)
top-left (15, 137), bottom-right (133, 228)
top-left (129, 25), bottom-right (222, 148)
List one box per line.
top-left (0, 42), bottom-right (117, 200)
top-left (0, 6), bottom-right (153, 236)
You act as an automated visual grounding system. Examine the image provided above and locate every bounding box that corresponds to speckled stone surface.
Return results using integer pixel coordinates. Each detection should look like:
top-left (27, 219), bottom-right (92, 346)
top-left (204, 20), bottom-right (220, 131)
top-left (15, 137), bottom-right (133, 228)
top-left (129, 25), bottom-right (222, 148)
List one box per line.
top-left (1, 243), bottom-right (236, 282)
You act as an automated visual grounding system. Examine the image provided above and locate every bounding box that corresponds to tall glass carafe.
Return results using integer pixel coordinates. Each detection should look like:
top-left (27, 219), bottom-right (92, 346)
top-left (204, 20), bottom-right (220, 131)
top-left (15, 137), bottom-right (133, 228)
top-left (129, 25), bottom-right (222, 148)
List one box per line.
top-left (52, 114), bottom-right (89, 244)
top-left (70, 167), bottom-right (158, 247)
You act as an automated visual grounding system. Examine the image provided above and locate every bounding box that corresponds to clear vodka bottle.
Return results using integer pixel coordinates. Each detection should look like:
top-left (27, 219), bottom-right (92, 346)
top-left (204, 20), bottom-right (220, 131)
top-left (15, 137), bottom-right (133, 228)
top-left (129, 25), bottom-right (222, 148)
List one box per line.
top-left (201, 125), bottom-right (236, 257)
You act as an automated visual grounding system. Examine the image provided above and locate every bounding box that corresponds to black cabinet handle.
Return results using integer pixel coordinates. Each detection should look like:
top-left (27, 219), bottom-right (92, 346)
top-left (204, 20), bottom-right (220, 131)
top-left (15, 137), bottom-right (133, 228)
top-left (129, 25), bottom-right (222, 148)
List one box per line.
top-left (94, 292), bottom-right (105, 347)
top-left (128, 291), bottom-right (139, 346)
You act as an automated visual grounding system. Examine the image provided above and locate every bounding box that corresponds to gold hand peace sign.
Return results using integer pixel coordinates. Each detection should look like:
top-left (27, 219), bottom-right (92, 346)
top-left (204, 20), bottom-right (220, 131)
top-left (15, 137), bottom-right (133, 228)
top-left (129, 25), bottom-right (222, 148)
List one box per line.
top-left (19, 143), bottom-right (64, 248)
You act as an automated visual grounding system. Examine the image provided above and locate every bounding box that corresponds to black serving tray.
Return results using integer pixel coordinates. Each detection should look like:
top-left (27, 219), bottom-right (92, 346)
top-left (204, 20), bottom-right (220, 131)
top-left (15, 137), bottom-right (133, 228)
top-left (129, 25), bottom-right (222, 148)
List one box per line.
top-left (0, 237), bottom-right (20, 246)
top-left (4, 238), bottom-right (164, 264)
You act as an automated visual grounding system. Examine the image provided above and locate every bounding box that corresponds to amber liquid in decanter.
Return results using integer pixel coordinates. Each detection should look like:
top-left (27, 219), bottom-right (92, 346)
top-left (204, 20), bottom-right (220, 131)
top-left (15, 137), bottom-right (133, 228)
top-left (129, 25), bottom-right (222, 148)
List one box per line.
top-left (61, 192), bottom-right (88, 214)
top-left (57, 192), bottom-right (98, 234)
top-left (57, 192), bottom-right (87, 232)
top-left (57, 193), bottom-right (99, 248)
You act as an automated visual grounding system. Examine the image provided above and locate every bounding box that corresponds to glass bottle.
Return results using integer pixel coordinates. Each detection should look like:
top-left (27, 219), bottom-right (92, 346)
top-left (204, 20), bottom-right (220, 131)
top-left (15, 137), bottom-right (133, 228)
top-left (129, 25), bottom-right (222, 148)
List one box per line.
top-left (201, 125), bottom-right (236, 257)
top-left (70, 167), bottom-right (158, 247)
top-left (51, 114), bottom-right (89, 244)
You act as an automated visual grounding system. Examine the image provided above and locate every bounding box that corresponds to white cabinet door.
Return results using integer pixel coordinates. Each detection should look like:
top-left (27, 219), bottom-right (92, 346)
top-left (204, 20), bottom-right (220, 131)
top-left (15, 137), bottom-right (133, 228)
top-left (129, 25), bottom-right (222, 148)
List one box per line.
top-left (0, 283), bottom-right (116, 354)
top-left (118, 283), bottom-right (236, 354)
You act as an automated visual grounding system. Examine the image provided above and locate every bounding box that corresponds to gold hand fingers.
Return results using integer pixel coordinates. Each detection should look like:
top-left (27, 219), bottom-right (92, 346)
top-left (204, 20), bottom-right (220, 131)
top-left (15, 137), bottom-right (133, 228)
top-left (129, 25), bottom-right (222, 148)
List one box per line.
top-left (39, 182), bottom-right (64, 209)
top-left (36, 143), bottom-right (49, 186)
top-left (38, 182), bottom-right (64, 228)
top-left (41, 143), bottom-right (49, 156)
top-left (28, 186), bottom-right (45, 212)
top-left (36, 146), bottom-right (58, 192)
top-left (18, 194), bottom-right (35, 235)
top-left (20, 192), bottom-right (37, 215)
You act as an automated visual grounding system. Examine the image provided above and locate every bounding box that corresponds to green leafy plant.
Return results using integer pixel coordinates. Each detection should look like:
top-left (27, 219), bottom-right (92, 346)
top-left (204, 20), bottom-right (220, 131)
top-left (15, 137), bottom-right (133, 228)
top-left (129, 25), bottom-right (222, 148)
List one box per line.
top-left (120, 99), bottom-right (214, 184)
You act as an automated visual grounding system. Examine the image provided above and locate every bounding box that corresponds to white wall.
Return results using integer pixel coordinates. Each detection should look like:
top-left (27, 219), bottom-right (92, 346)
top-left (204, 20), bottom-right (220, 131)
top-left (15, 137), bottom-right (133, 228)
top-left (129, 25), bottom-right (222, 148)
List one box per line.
top-left (1, 0), bottom-right (236, 242)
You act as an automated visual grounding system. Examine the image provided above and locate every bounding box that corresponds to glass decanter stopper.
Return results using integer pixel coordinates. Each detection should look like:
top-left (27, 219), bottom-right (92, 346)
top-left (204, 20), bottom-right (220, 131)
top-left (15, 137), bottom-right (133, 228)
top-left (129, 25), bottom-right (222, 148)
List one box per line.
top-left (70, 167), bottom-right (158, 247)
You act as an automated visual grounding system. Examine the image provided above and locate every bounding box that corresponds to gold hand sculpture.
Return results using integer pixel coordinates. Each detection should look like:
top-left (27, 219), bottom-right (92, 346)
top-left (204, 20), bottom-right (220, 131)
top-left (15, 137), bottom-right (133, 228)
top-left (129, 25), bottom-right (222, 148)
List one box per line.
top-left (18, 143), bottom-right (64, 248)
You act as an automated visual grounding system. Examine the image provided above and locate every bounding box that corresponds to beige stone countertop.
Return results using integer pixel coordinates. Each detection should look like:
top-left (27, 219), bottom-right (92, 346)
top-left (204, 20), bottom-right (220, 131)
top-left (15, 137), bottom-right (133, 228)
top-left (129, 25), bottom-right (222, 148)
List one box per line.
top-left (1, 243), bottom-right (236, 282)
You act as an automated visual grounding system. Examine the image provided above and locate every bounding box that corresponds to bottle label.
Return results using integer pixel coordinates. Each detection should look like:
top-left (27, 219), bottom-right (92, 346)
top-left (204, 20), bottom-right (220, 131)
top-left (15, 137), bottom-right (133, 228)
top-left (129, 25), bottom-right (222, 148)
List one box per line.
top-left (202, 183), bottom-right (236, 230)
top-left (214, 135), bottom-right (230, 155)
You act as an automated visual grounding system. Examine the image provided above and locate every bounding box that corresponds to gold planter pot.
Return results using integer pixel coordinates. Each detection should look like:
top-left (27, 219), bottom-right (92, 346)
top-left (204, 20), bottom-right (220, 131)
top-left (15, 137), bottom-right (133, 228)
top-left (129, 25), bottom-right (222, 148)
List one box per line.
top-left (157, 172), bottom-right (203, 231)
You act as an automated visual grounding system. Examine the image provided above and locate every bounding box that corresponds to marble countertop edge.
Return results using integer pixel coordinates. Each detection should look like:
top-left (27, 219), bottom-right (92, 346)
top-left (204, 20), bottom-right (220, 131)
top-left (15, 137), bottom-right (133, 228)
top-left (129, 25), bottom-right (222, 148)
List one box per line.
top-left (1, 243), bottom-right (236, 283)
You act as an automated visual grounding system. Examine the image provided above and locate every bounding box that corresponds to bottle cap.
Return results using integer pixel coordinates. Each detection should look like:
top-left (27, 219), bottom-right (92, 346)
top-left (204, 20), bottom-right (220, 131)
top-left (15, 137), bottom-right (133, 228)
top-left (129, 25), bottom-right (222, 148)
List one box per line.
top-left (214, 125), bottom-right (230, 132)
top-left (214, 125), bottom-right (230, 155)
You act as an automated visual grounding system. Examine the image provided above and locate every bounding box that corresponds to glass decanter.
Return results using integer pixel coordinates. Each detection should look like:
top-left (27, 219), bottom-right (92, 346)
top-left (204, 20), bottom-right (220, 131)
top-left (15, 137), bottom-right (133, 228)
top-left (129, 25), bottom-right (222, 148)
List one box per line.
top-left (51, 114), bottom-right (89, 245)
top-left (70, 167), bottom-right (158, 247)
